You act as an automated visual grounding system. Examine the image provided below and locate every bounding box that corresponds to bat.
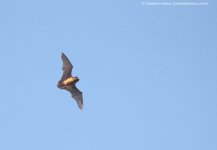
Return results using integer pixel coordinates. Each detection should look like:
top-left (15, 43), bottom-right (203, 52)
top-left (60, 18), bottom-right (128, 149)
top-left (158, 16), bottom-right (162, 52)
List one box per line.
top-left (57, 52), bottom-right (83, 110)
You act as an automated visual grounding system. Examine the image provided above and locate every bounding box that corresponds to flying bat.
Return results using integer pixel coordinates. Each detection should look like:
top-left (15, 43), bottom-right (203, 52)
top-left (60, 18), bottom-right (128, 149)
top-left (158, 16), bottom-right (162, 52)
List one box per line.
top-left (57, 52), bottom-right (83, 110)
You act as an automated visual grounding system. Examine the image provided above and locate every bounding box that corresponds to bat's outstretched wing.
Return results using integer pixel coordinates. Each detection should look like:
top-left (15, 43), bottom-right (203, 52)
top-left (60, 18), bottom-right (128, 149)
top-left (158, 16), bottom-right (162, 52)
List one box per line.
top-left (61, 53), bottom-right (73, 80)
top-left (64, 85), bottom-right (83, 110)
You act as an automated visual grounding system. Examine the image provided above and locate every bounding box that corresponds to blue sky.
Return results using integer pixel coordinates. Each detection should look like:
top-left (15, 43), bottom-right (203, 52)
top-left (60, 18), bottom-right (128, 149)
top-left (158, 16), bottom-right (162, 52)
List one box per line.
top-left (0, 0), bottom-right (216, 150)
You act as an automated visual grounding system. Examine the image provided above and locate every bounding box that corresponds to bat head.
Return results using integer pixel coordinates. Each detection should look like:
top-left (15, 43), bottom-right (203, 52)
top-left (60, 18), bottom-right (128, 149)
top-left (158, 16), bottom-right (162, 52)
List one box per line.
top-left (57, 81), bottom-right (64, 89)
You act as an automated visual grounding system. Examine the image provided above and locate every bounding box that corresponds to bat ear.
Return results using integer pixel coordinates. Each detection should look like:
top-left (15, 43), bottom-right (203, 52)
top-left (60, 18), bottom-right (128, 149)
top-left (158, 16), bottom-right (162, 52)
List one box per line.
top-left (61, 52), bottom-right (66, 56)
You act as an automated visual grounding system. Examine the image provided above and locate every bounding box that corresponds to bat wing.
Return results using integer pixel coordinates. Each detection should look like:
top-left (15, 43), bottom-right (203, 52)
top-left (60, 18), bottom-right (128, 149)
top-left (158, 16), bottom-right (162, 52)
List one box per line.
top-left (64, 85), bottom-right (83, 110)
top-left (61, 52), bottom-right (73, 81)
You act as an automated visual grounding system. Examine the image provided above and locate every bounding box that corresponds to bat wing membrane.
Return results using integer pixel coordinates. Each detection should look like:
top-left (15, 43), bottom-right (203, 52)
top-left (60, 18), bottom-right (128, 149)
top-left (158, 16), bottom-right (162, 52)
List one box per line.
top-left (64, 85), bottom-right (83, 110)
top-left (61, 53), bottom-right (73, 80)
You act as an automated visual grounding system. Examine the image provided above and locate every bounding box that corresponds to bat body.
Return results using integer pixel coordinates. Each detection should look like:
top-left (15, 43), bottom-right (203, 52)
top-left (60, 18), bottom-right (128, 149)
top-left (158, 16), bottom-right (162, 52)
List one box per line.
top-left (57, 53), bottom-right (83, 110)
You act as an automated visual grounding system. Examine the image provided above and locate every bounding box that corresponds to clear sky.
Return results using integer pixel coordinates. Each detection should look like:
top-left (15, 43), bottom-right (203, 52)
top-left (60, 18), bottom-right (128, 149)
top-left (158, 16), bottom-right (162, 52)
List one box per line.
top-left (0, 0), bottom-right (216, 150)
